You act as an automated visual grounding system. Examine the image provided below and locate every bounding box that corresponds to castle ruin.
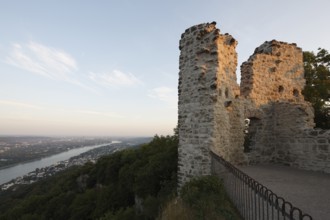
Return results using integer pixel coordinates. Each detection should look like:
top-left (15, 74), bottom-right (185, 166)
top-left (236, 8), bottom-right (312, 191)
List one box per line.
top-left (178, 22), bottom-right (330, 187)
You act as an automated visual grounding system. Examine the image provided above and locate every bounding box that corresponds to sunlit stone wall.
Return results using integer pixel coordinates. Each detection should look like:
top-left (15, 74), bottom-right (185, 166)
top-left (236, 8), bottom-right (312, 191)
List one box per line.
top-left (177, 22), bottom-right (245, 187)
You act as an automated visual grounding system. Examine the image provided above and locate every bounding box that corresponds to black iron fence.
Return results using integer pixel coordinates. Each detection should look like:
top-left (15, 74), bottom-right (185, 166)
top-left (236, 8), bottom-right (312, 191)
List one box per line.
top-left (211, 151), bottom-right (313, 220)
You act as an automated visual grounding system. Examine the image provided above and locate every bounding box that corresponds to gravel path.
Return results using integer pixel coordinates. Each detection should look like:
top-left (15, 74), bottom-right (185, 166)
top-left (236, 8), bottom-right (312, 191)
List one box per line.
top-left (240, 165), bottom-right (330, 220)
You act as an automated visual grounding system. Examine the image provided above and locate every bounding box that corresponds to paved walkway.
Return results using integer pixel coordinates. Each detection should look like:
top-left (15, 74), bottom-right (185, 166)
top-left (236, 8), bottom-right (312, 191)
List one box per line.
top-left (240, 165), bottom-right (330, 220)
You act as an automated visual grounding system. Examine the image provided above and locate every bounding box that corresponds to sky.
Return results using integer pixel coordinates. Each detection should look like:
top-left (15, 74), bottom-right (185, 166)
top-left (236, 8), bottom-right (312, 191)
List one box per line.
top-left (0, 0), bottom-right (330, 137)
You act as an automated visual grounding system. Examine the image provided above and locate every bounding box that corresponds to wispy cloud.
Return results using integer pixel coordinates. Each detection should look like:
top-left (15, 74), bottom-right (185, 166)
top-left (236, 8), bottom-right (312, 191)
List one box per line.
top-left (78, 110), bottom-right (124, 118)
top-left (148, 86), bottom-right (177, 107)
top-left (6, 42), bottom-right (77, 80)
top-left (4, 41), bottom-right (97, 93)
top-left (0, 100), bottom-right (43, 110)
top-left (89, 70), bottom-right (143, 88)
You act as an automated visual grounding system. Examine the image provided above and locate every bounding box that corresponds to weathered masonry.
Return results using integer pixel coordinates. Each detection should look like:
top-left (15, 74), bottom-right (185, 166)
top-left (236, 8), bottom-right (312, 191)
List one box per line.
top-left (177, 22), bottom-right (330, 187)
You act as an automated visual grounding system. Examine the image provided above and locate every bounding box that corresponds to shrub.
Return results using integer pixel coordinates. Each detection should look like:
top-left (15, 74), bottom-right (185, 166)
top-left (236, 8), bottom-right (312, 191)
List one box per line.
top-left (180, 175), bottom-right (241, 220)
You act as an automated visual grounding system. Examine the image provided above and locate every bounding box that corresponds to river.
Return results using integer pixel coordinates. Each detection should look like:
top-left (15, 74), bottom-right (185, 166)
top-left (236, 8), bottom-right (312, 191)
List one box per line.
top-left (0, 143), bottom-right (112, 185)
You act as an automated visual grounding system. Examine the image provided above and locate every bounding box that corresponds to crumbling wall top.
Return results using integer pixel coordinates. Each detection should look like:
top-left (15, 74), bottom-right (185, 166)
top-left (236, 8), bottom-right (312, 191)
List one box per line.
top-left (252, 40), bottom-right (302, 56)
top-left (240, 40), bottom-right (305, 106)
top-left (179, 22), bottom-right (237, 51)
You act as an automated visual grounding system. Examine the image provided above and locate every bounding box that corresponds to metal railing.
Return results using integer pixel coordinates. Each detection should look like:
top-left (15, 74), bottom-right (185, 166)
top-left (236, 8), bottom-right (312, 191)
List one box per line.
top-left (211, 151), bottom-right (313, 220)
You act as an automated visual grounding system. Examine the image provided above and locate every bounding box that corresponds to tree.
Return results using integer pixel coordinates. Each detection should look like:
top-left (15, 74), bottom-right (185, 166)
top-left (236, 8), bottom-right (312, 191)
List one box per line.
top-left (303, 48), bottom-right (330, 129)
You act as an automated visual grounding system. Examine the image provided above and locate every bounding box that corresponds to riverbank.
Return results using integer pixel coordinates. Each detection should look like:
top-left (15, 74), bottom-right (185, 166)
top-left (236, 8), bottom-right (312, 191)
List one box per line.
top-left (0, 142), bottom-right (111, 170)
top-left (0, 141), bottom-right (136, 191)
top-left (0, 143), bottom-right (112, 185)
top-left (0, 136), bottom-right (116, 169)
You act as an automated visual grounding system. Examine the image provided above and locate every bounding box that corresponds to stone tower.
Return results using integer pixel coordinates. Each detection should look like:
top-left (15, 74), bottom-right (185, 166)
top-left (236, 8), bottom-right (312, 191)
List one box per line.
top-left (177, 22), bottom-right (245, 187)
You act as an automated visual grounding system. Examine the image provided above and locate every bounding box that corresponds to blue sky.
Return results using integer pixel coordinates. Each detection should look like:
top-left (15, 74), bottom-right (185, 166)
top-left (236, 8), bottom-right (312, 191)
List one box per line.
top-left (1, 0), bottom-right (330, 136)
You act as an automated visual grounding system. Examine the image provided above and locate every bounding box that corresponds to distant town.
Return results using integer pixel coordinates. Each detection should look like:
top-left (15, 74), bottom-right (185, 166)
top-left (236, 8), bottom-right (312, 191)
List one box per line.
top-left (0, 136), bottom-right (152, 191)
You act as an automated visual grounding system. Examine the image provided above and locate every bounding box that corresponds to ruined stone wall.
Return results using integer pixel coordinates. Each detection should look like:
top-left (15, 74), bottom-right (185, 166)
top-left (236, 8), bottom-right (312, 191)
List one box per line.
top-left (177, 22), bottom-right (245, 187)
top-left (178, 23), bottom-right (330, 186)
top-left (241, 40), bottom-right (306, 106)
top-left (240, 41), bottom-right (316, 163)
top-left (276, 129), bottom-right (330, 172)
top-left (241, 41), bottom-right (330, 171)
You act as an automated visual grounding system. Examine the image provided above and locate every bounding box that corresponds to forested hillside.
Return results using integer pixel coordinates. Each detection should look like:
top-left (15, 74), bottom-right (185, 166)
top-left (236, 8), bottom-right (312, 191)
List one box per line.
top-left (0, 133), bottom-right (240, 220)
top-left (0, 135), bottom-right (178, 220)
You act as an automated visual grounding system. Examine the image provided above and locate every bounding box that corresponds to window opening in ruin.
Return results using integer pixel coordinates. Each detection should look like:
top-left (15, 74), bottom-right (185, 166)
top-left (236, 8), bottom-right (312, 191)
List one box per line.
top-left (225, 88), bottom-right (229, 98)
top-left (278, 86), bottom-right (284, 93)
top-left (224, 100), bottom-right (232, 107)
top-left (244, 117), bottom-right (261, 153)
top-left (293, 89), bottom-right (299, 97)
top-left (210, 83), bottom-right (217, 90)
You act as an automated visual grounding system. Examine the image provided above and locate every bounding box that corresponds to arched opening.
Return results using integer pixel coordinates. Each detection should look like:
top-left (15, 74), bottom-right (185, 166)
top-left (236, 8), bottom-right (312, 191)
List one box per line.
top-left (244, 117), bottom-right (262, 153)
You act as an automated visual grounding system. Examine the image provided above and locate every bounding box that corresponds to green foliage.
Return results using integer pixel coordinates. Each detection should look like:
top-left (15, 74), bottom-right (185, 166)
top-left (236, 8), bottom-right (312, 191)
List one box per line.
top-left (0, 134), bottom-right (178, 220)
top-left (99, 207), bottom-right (137, 220)
top-left (180, 176), bottom-right (242, 220)
top-left (303, 48), bottom-right (330, 129)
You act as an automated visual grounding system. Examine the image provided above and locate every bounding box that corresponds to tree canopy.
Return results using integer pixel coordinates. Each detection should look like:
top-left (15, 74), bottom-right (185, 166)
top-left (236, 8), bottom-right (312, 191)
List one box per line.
top-left (303, 48), bottom-right (330, 129)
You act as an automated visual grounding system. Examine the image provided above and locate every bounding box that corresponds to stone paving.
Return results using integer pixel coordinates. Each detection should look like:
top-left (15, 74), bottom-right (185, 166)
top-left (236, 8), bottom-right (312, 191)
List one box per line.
top-left (240, 165), bottom-right (330, 220)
